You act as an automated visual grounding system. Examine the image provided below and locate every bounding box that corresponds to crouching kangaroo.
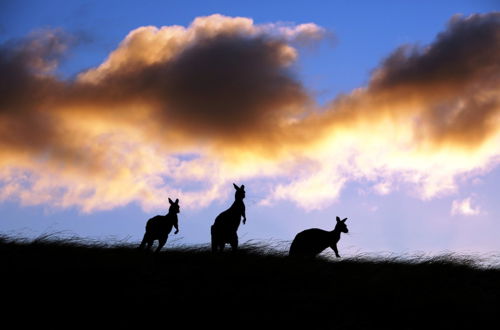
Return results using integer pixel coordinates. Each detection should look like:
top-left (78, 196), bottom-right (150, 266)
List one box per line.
top-left (289, 216), bottom-right (348, 258)
top-left (211, 183), bottom-right (246, 252)
top-left (139, 198), bottom-right (180, 253)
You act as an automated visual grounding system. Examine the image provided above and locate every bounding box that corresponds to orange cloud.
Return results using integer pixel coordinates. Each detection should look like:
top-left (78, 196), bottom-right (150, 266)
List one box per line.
top-left (0, 13), bottom-right (499, 212)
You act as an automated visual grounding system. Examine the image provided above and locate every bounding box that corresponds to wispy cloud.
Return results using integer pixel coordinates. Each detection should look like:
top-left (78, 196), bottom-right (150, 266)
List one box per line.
top-left (451, 196), bottom-right (482, 216)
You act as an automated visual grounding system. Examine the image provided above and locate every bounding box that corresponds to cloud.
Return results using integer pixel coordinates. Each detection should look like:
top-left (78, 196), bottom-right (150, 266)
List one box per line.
top-left (451, 197), bottom-right (482, 216)
top-left (366, 12), bottom-right (500, 149)
top-left (0, 13), bottom-right (499, 212)
top-left (0, 15), bottom-right (325, 211)
top-left (373, 181), bottom-right (392, 195)
top-left (269, 12), bottom-right (500, 205)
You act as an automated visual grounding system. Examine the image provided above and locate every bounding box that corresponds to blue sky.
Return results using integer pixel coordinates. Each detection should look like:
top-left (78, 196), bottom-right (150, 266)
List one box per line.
top-left (1, 1), bottom-right (499, 256)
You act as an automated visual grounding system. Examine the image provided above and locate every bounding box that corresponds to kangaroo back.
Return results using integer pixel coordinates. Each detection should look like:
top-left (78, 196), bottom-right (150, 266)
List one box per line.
top-left (146, 214), bottom-right (175, 238)
top-left (289, 229), bottom-right (331, 257)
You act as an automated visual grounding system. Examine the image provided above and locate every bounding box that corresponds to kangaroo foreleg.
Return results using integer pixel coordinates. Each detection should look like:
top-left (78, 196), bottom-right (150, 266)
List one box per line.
top-left (331, 244), bottom-right (340, 258)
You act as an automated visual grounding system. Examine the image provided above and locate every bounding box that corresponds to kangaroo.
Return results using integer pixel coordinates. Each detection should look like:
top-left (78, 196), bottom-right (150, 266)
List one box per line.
top-left (289, 216), bottom-right (348, 258)
top-left (139, 198), bottom-right (180, 253)
top-left (211, 183), bottom-right (246, 252)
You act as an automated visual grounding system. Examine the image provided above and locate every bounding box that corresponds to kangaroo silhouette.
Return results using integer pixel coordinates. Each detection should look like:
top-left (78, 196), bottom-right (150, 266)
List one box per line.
top-left (289, 216), bottom-right (348, 258)
top-left (211, 183), bottom-right (246, 252)
top-left (139, 198), bottom-right (180, 253)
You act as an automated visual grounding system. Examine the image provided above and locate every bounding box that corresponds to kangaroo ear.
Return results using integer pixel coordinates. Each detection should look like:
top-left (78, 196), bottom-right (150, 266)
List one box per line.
top-left (175, 198), bottom-right (179, 204)
top-left (342, 218), bottom-right (348, 222)
top-left (168, 198), bottom-right (173, 204)
top-left (336, 216), bottom-right (340, 222)
top-left (233, 183), bottom-right (239, 190)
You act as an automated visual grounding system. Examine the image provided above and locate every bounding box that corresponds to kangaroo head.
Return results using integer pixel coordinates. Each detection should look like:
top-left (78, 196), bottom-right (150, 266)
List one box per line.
top-left (335, 216), bottom-right (348, 233)
top-left (233, 183), bottom-right (245, 200)
top-left (168, 198), bottom-right (180, 214)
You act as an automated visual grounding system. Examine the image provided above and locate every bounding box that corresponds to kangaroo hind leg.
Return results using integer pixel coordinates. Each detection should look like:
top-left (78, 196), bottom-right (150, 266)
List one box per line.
top-left (155, 236), bottom-right (168, 253)
top-left (140, 233), bottom-right (154, 251)
top-left (229, 234), bottom-right (238, 252)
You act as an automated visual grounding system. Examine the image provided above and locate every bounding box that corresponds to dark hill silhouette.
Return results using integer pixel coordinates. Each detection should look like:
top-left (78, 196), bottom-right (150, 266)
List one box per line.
top-left (2, 235), bottom-right (499, 328)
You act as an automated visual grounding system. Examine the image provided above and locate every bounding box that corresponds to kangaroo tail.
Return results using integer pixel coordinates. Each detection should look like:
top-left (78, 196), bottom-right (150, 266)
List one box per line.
top-left (210, 225), bottom-right (218, 253)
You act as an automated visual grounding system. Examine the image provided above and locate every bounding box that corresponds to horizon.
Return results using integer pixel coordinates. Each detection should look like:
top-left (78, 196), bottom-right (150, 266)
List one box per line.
top-left (1, 1), bottom-right (499, 256)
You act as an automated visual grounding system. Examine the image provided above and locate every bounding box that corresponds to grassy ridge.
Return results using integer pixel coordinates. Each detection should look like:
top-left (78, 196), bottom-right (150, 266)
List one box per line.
top-left (2, 235), bottom-right (499, 328)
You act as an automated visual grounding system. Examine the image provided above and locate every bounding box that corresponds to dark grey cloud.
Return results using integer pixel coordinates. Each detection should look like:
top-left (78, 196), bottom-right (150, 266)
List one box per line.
top-left (325, 13), bottom-right (500, 149)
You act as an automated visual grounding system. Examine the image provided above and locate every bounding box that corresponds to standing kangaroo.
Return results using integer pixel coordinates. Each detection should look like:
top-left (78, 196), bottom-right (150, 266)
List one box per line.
top-left (139, 198), bottom-right (180, 253)
top-left (211, 183), bottom-right (246, 252)
top-left (289, 216), bottom-right (348, 258)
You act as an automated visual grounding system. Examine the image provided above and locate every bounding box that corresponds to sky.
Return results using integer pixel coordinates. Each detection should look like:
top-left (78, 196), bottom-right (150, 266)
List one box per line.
top-left (0, 1), bottom-right (499, 256)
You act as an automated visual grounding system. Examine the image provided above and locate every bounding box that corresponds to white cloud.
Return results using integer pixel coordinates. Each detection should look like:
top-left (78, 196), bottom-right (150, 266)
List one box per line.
top-left (373, 181), bottom-right (392, 195)
top-left (451, 197), bottom-right (481, 216)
